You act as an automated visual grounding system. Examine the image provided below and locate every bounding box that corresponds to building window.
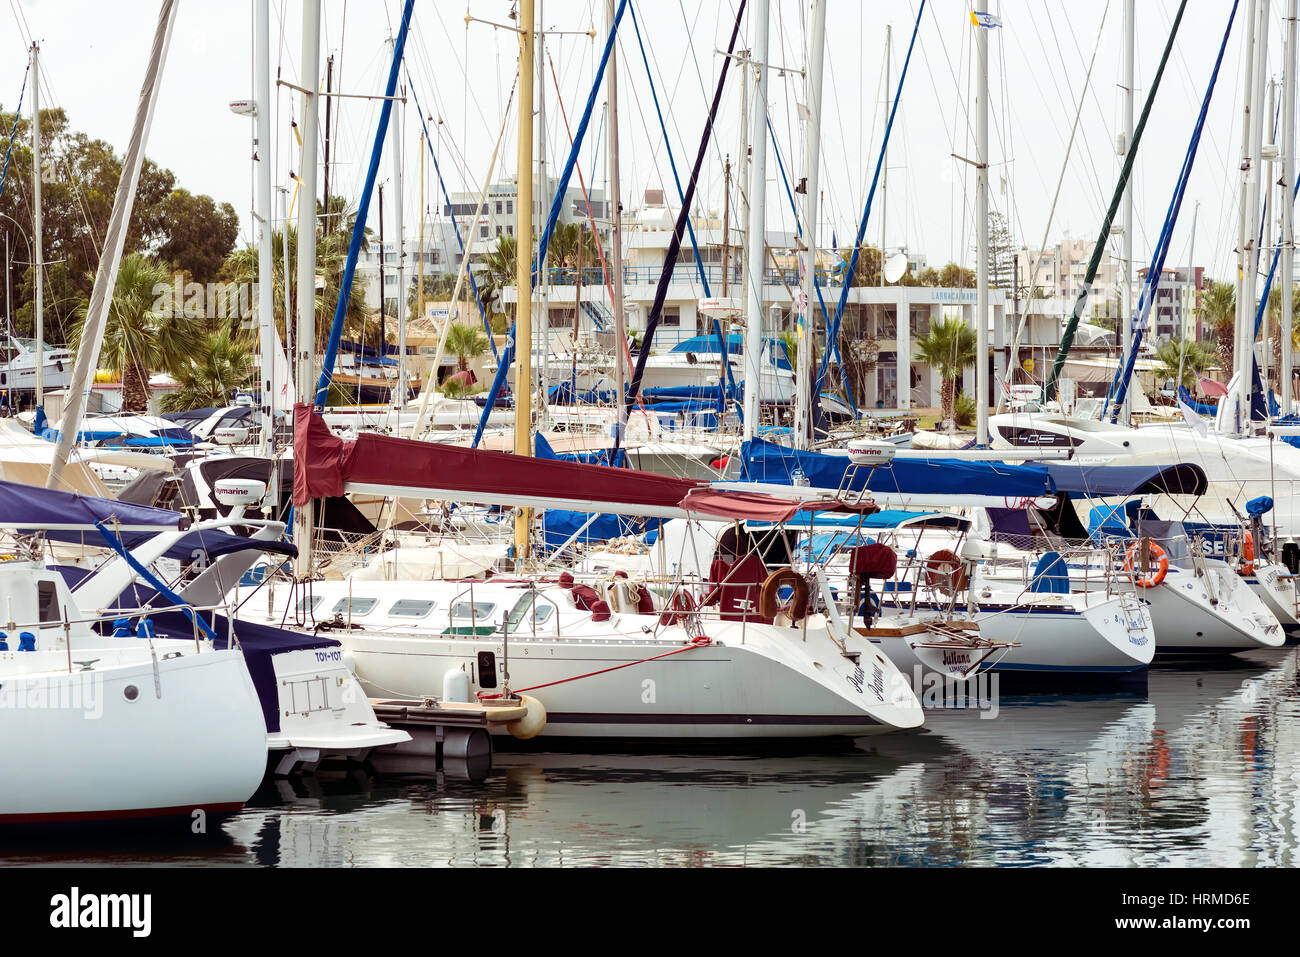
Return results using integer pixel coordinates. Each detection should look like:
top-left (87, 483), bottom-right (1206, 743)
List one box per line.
top-left (480, 225), bottom-right (490, 239)
top-left (496, 225), bottom-right (503, 237)
top-left (662, 306), bottom-right (681, 327)
top-left (549, 307), bottom-right (575, 329)
top-left (496, 201), bottom-right (503, 215)
top-left (507, 200), bottom-right (513, 214)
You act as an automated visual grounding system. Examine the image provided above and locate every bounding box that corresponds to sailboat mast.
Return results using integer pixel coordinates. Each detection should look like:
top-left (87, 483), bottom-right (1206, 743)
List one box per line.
top-left (537, 2), bottom-right (550, 431)
top-left (880, 24), bottom-right (891, 291)
top-left (607, 0), bottom-right (627, 446)
top-left (255, 0), bottom-right (276, 457)
top-left (1233, 0), bottom-right (1262, 431)
top-left (743, 0), bottom-right (770, 442)
top-left (514, 0), bottom-right (536, 562)
top-left (1243, 0), bottom-right (1270, 428)
top-left (294, 0), bottom-right (322, 578)
top-left (388, 35), bottom-right (406, 409)
top-left (975, 13), bottom-right (990, 446)
top-left (1285, 0), bottom-right (1298, 415)
top-left (30, 42), bottom-right (42, 407)
top-left (1118, 0), bottom-right (1134, 426)
top-left (1264, 77), bottom-right (1278, 396)
top-left (795, 0), bottom-right (826, 450)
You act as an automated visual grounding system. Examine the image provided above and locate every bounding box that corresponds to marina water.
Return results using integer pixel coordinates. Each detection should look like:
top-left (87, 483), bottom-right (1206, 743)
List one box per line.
top-left (5, 649), bottom-right (1299, 867)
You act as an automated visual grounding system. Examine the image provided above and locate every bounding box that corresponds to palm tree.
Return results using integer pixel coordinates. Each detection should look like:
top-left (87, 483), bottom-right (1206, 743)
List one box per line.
top-left (912, 314), bottom-right (977, 429)
top-left (1154, 337), bottom-right (1213, 392)
top-left (70, 254), bottom-right (202, 412)
top-left (444, 322), bottom-right (489, 373)
top-left (1196, 280), bottom-right (1236, 372)
top-left (477, 233), bottom-right (518, 318)
top-left (546, 222), bottom-right (597, 274)
top-left (1266, 284), bottom-right (1300, 383)
top-left (221, 220), bottom-right (370, 349)
top-left (158, 327), bottom-right (254, 413)
top-left (318, 195), bottom-right (371, 247)
top-left (781, 327), bottom-right (820, 376)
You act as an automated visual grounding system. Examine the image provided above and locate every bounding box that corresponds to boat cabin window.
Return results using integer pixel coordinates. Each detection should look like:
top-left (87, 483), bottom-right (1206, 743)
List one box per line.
top-left (506, 593), bottom-right (555, 630)
top-left (450, 601), bottom-right (495, 620)
top-left (389, 599), bottom-right (436, 618)
top-left (296, 595), bottom-right (322, 614)
top-left (332, 597), bottom-right (379, 617)
top-left (37, 580), bottom-right (60, 623)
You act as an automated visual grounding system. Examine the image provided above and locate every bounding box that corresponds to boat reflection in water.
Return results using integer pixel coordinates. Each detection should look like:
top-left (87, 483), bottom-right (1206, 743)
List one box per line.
top-left (10, 650), bottom-right (1298, 867)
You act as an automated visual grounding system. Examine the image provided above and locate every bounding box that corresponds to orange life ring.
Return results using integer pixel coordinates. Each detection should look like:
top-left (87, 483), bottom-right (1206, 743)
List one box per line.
top-left (758, 567), bottom-right (810, 622)
top-left (659, 588), bottom-right (696, 626)
top-left (924, 549), bottom-right (969, 593)
top-left (1124, 541), bottom-right (1169, 588)
top-left (1241, 531), bottom-right (1255, 576)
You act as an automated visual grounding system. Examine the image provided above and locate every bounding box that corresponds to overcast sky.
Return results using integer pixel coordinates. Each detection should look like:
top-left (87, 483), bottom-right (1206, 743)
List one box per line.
top-left (3, 1), bottom-right (1283, 286)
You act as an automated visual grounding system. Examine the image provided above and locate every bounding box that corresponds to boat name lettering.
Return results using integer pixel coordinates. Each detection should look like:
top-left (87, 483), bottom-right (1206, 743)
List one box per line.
top-left (315, 650), bottom-right (343, 663)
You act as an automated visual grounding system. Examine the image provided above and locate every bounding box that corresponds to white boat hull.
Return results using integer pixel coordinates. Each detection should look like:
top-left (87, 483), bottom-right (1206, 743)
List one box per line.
top-left (0, 649), bottom-right (267, 824)
top-left (336, 621), bottom-right (920, 738)
top-left (876, 592), bottom-right (1154, 675)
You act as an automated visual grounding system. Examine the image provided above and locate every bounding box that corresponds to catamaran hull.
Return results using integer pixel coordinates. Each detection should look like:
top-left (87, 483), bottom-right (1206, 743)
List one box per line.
top-left (0, 650), bottom-right (267, 826)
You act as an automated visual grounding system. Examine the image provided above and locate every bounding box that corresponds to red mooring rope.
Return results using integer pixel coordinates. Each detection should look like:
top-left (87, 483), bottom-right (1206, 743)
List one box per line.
top-left (478, 635), bottom-right (713, 700)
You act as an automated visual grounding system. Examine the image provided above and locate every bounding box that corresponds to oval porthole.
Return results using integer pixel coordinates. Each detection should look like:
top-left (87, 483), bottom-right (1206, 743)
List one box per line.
top-left (123, 684), bottom-right (140, 701)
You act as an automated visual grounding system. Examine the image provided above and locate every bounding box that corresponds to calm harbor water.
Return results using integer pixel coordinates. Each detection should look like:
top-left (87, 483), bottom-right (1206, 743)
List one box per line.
top-left (7, 648), bottom-right (1300, 867)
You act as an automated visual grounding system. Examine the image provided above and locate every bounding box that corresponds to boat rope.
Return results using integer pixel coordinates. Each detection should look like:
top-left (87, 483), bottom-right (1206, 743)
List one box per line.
top-left (406, 78), bottom-right (499, 361)
top-left (477, 633), bottom-right (712, 700)
top-left (995, 0), bottom-right (1110, 414)
top-left (627, 0), bottom-right (736, 415)
top-left (544, 50), bottom-right (643, 419)
top-left (616, 0), bottom-right (747, 459)
top-left (0, 62), bottom-right (29, 204)
top-left (814, 0), bottom-right (925, 428)
top-left (765, 118), bottom-right (850, 413)
top-left (1103, 0), bottom-right (1237, 421)
top-left (1045, 0), bottom-right (1188, 399)
top-left (1244, 176), bottom-right (1300, 419)
top-left (472, 0), bottom-right (630, 449)
top-left (91, 520), bottom-right (218, 642)
top-left (315, 0), bottom-right (415, 407)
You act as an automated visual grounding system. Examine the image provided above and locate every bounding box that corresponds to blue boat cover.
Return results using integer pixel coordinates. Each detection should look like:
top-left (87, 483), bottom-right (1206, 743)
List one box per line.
top-left (0, 478), bottom-right (295, 562)
top-left (741, 436), bottom-right (1055, 499)
top-left (1029, 551), bottom-right (1069, 594)
top-left (742, 437), bottom-right (1208, 500)
top-left (1247, 495), bottom-right (1274, 517)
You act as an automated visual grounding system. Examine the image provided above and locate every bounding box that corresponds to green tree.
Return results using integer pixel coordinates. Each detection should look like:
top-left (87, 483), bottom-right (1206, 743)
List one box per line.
top-left (836, 244), bottom-right (882, 286)
top-left (443, 322), bottom-right (489, 374)
top-left (155, 189), bottom-right (239, 284)
top-left (913, 314), bottom-right (977, 428)
top-left (1196, 280), bottom-right (1236, 371)
top-left (0, 105), bottom-right (237, 344)
top-left (979, 211), bottom-right (1015, 291)
top-left (477, 233), bottom-right (518, 317)
top-left (158, 327), bottom-right (253, 413)
top-left (1154, 337), bottom-right (1213, 392)
top-left (937, 262), bottom-right (977, 289)
top-left (70, 254), bottom-right (202, 411)
top-left (546, 221), bottom-right (597, 272)
top-left (220, 216), bottom-right (369, 347)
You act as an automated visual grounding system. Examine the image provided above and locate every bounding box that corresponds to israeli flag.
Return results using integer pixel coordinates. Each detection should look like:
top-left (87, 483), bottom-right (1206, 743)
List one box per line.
top-left (970, 11), bottom-right (1002, 28)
